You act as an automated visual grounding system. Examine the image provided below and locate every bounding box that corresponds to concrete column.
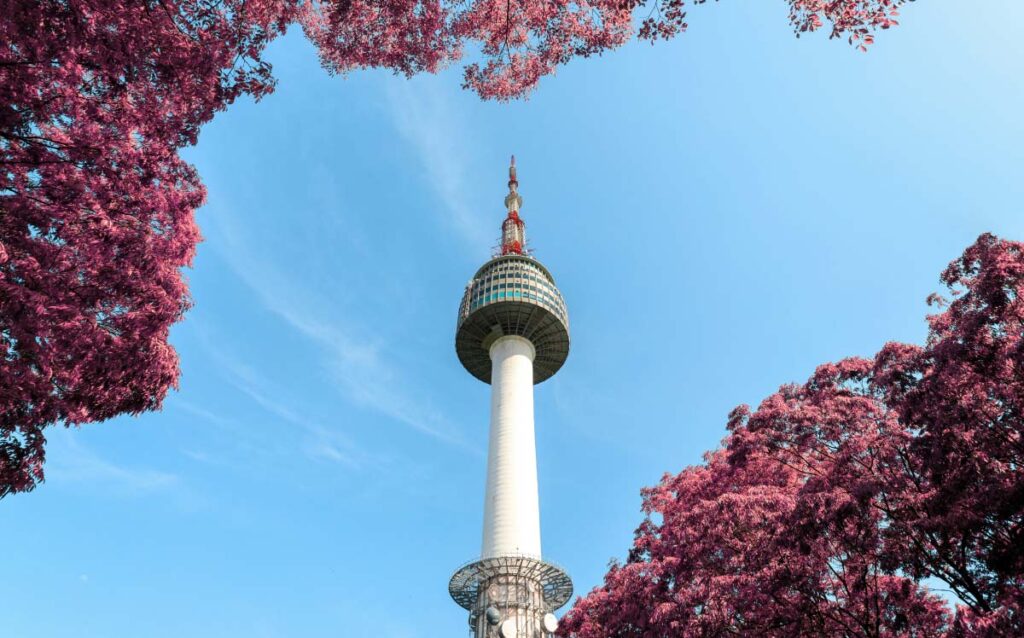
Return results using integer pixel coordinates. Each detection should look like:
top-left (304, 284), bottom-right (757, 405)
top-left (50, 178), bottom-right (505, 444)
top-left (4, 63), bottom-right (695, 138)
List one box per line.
top-left (481, 335), bottom-right (541, 559)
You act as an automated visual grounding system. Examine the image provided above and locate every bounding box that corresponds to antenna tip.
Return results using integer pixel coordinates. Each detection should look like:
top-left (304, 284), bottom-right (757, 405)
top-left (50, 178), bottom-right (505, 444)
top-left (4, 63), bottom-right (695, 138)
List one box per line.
top-left (510, 155), bottom-right (516, 167)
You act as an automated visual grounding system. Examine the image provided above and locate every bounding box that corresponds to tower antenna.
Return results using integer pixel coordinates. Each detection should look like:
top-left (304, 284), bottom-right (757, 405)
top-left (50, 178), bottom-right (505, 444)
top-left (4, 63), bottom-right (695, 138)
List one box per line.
top-left (500, 155), bottom-right (526, 255)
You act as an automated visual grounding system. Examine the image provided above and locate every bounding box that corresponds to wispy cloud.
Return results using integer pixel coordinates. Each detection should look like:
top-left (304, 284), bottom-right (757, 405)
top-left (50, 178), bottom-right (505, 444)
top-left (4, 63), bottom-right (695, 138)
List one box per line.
top-left (384, 78), bottom-right (489, 249)
top-left (206, 210), bottom-right (472, 453)
top-left (304, 440), bottom-right (359, 466)
top-left (168, 398), bottom-right (235, 429)
top-left (214, 352), bottom-right (368, 470)
top-left (45, 430), bottom-right (179, 494)
top-left (171, 332), bottom-right (376, 471)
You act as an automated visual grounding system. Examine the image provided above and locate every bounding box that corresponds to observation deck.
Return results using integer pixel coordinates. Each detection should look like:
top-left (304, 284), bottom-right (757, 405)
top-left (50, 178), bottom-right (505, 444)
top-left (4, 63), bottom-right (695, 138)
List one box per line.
top-left (455, 255), bottom-right (570, 385)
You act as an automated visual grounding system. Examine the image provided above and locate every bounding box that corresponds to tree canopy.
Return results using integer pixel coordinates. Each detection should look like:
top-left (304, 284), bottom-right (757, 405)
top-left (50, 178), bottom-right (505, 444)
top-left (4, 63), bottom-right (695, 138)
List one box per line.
top-left (561, 234), bottom-right (1024, 637)
top-left (1, 0), bottom-right (910, 497)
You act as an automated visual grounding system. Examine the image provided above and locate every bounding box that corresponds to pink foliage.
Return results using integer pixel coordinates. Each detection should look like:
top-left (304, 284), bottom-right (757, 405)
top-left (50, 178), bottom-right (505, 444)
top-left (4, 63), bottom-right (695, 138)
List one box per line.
top-left (301, 0), bottom-right (911, 99)
top-left (789, 0), bottom-right (905, 49)
top-left (0, 0), bottom-right (293, 497)
top-left (300, 0), bottom-right (633, 100)
top-left (562, 235), bottom-right (1024, 636)
top-left (2, 0), bottom-right (914, 498)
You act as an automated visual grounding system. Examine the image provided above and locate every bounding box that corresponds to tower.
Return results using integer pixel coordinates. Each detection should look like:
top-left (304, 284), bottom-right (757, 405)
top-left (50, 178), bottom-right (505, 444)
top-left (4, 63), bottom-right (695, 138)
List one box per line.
top-left (449, 158), bottom-right (572, 638)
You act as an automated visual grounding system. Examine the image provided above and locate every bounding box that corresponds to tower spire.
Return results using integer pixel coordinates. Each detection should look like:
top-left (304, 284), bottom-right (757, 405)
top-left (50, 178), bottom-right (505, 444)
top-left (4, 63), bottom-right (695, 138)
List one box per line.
top-left (501, 155), bottom-right (526, 255)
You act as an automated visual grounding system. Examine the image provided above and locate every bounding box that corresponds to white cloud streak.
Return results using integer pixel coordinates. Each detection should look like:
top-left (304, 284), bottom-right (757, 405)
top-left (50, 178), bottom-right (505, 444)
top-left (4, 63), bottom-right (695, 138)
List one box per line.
top-left (216, 354), bottom-right (367, 470)
top-left (169, 398), bottom-right (235, 429)
top-left (205, 210), bottom-right (473, 454)
top-left (45, 430), bottom-right (179, 494)
top-left (384, 78), bottom-right (490, 249)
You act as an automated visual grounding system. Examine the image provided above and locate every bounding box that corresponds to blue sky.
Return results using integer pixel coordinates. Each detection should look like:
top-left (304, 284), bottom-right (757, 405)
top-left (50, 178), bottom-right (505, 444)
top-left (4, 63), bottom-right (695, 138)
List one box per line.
top-left (4, 3), bottom-right (1024, 636)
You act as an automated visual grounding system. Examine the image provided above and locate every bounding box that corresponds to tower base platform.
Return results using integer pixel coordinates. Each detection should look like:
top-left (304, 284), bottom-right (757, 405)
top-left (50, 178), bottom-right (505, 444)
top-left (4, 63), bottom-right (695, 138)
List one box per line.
top-left (449, 554), bottom-right (573, 638)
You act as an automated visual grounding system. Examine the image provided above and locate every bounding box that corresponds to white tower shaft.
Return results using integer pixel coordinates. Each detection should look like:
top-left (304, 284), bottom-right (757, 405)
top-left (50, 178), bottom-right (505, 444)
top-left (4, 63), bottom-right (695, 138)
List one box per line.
top-left (482, 335), bottom-right (542, 559)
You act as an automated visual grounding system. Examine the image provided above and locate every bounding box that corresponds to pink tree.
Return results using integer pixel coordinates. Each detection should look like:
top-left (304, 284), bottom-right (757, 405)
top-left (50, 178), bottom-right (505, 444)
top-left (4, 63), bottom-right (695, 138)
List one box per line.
top-left (302, 0), bottom-right (908, 99)
top-left (2, 0), bottom-right (913, 497)
top-left (561, 235), bottom-right (1024, 637)
top-left (563, 382), bottom-right (950, 637)
top-left (0, 0), bottom-right (293, 496)
top-left (873, 234), bottom-right (1024, 634)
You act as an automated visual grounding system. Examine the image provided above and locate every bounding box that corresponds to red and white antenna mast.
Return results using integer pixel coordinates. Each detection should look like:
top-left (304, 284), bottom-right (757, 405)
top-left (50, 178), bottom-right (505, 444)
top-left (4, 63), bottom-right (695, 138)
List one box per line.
top-left (500, 155), bottom-right (526, 255)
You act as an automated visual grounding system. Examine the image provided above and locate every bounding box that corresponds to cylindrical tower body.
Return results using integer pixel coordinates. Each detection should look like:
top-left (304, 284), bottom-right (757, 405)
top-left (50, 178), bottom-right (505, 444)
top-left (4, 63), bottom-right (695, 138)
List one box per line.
top-left (483, 336), bottom-right (541, 558)
top-left (450, 159), bottom-right (572, 638)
